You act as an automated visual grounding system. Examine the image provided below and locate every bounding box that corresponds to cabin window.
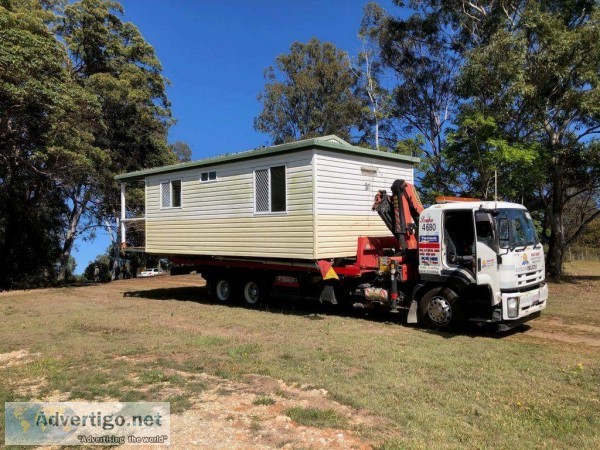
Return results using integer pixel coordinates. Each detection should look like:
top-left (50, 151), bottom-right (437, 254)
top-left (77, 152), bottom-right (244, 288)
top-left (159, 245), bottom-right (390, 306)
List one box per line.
top-left (254, 165), bottom-right (286, 213)
top-left (200, 171), bottom-right (217, 182)
top-left (161, 180), bottom-right (182, 208)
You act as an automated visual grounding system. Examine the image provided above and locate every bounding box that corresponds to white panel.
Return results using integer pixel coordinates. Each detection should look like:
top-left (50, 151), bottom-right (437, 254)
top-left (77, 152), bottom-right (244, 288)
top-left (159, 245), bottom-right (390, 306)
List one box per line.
top-left (314, 149), bottom-right (415, 258)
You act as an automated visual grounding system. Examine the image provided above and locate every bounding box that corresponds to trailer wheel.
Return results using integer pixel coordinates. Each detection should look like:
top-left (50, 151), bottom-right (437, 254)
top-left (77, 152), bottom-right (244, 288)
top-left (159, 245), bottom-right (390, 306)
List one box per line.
top-left (215, 278), bottom-right (235, 303)
top-left (242, 279), bottom-right (267, 307)
top-left (419, 287), bottom-right (463, 330)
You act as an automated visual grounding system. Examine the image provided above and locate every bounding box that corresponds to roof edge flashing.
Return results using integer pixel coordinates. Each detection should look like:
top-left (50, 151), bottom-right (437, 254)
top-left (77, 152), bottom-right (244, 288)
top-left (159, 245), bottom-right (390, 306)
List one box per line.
top-left (115, 135), bottom-right (419, 181)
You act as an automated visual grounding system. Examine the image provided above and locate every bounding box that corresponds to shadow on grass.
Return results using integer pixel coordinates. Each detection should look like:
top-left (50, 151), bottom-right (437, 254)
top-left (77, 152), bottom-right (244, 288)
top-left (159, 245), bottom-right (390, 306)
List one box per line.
top-left (124, 285), bottom-right (407, 326)
top-left (423, 323), bottom-right (533, 340)
top-left (557, 274), bottom-right (600, 284)
top-left (124, 286), bottom-right (206, 302)
top-left (122, 286), bottom-right (530, 338)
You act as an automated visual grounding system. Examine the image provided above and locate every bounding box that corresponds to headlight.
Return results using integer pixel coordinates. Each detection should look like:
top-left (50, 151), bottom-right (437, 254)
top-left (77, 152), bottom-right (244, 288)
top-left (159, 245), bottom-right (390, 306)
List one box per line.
top-left (507, 297), bottom-right (519, 318)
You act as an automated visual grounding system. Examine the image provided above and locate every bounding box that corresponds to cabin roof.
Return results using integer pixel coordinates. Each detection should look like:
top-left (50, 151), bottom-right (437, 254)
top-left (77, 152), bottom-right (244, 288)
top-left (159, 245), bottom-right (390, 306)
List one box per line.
top-left (115, 135), bottom-right (419, 182)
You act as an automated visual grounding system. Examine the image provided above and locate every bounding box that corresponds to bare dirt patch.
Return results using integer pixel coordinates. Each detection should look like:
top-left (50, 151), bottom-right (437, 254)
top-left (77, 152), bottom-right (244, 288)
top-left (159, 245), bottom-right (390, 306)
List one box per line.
top-left (0, 350), bottom-right (40, 367)
top-left (524, 317), bottom-right (600, 347)
top-left (169, 372), bottom-right (377, 449)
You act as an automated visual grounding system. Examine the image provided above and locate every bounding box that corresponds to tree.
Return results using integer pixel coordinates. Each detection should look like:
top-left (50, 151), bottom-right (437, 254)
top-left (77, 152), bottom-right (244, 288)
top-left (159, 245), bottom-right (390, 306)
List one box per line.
top-left (362, 2), bottom-right (461, 198)
top-left (371, 0), bottom-right (600, 278)
top-left (54, 0), bottom-right (177, 280)
top-left (254, 38), bottom-right (363, 144)
top-left (450, 0), bottom-right (600, 279)
top-left (445, 112), bottom-right (541, 200)
top-left (349, 3), bottom-right (398, 151)
top-left (169, 141), bottom-right (192, 162)
top-left (0, 0), bottom-right (100, 288)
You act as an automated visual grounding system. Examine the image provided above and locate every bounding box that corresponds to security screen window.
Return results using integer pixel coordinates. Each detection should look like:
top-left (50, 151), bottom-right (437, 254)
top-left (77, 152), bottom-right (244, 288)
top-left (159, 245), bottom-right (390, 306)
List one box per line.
top-left (255, 166), bottom-right (286, 213)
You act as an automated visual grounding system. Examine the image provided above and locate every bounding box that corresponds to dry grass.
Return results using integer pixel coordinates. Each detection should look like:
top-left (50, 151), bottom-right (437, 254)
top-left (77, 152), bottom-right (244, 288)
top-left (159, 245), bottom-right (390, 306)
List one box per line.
top-left (1, 263), bottom-right (599, 448)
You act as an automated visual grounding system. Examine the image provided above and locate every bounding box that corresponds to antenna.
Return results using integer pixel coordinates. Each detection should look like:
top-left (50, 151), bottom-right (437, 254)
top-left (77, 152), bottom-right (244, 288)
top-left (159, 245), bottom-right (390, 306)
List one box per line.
top-left (494, 170), bottom-right (498, 209)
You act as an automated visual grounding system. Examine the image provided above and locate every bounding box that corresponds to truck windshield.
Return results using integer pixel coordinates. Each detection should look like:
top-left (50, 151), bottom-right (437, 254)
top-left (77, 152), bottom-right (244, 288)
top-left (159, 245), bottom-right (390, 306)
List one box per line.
top-left (495, 209), bottom-right (539, 249)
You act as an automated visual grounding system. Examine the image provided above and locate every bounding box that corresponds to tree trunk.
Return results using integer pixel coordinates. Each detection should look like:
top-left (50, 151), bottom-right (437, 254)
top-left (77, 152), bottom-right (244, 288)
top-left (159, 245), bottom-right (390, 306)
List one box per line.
top-left (104, 217), bottom-right (120, 281)
top-left (57, 193), bottom-right (86, 282)
top-left (546, 161), bottom-right (564, 280)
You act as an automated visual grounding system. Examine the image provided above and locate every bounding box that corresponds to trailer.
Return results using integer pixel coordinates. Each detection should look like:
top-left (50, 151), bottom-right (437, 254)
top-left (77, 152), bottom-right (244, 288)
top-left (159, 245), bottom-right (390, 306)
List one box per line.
top-left (116, 135), bottom-right (547, 331)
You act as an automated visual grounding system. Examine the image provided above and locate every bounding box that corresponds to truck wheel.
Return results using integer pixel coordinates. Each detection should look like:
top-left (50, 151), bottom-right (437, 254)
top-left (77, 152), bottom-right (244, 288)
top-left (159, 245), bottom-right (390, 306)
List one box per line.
top-left (215, 278), bottom-right (235, 303)
top-left (242, 280), bottom-right (267, 307)
top-left (419, 287), bottom-right (463, 331)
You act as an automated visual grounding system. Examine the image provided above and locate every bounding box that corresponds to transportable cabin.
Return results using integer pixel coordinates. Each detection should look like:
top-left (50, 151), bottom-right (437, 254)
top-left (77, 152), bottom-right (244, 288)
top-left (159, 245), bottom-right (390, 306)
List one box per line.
top-left (116, 135), bottom-right (417, 261)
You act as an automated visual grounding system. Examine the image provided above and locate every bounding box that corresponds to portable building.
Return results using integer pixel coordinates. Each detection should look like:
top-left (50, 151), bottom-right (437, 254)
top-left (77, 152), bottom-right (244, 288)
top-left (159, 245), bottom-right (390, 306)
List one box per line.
top-left (115, 135), bottom-right (417, 260)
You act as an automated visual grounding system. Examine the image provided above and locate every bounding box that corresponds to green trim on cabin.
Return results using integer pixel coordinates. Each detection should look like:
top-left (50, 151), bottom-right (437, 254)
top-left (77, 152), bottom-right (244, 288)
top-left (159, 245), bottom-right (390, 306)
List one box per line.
top-left (115, 135), bottom-right (419, 182)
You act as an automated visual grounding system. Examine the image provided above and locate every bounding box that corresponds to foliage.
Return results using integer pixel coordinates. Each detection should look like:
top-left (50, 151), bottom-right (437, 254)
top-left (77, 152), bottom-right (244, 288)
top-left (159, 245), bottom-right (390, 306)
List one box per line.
top-left (169, 141), bottom-right (192, 162)
top-left (350, 4), bottom-right (398, 150)
top-left (254, 38), bottom-right (363, 144)
top-left (445, 112), bottom-right (541, 200)
top-left (83, 258), bottom-right (111, 282)
top-left (0, 0), bottom-right (99, 289)
top-left (449, 0), bottom-right (600, 278)
top-left (53, 0), bottom-right (178, 280)
top-left (0, 0), bottom-right (178, 288)
top-left (365, 0), bottom-right (600, 278)
top-left (362, 1), bottom-right (461, 196)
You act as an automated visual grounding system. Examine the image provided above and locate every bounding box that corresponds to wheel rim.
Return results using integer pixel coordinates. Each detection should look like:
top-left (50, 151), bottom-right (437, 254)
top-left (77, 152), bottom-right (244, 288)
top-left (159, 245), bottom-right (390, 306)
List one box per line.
top-left (427, 295), bottom-right (452, 326)
top-left (216, 280), bottom-right (231, 302)
top-left (244, 282), bottom-right (260, 304)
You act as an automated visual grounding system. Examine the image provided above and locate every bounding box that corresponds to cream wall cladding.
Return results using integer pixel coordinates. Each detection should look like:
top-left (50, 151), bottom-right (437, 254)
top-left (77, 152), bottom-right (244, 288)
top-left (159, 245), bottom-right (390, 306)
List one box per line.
top-left (145, 150), bottom-right (314, 259)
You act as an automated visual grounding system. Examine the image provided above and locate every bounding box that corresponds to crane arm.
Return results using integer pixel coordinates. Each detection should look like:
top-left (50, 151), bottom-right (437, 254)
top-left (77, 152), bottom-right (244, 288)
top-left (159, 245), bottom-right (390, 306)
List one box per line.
top-left (372, 179), bottom-right (424, 252)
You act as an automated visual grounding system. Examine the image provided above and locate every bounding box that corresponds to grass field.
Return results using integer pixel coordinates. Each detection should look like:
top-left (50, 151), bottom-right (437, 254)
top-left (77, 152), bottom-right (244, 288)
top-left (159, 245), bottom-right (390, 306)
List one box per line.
top-left (1, 261), bottom-right (599, 448)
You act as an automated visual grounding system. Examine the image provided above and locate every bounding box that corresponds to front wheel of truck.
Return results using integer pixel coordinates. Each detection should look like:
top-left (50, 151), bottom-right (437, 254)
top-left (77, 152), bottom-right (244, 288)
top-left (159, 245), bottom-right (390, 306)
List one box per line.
top-left (419, 287), bottom-right (464, 331)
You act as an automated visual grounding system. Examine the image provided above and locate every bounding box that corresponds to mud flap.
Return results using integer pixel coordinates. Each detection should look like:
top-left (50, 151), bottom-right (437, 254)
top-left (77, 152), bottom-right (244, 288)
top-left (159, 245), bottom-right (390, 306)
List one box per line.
top-left (407, 300), bottom-right (418, 324)
top-left (319, 285), bottom-right (338, 305)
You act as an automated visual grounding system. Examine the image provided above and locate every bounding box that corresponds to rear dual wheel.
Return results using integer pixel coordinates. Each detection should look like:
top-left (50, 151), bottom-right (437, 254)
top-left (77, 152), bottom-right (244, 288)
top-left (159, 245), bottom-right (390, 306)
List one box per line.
top-left (215, 278), bottom-right (235, 303)
top-left (212, 276), bottom-right (268, 307)
top-left (242, 279), bottom-right (268, 307)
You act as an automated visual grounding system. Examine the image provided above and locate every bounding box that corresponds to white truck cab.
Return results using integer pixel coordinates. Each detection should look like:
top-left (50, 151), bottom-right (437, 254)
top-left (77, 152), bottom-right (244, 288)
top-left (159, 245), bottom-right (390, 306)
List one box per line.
top-left (417, 200), bottom-right (548, 330)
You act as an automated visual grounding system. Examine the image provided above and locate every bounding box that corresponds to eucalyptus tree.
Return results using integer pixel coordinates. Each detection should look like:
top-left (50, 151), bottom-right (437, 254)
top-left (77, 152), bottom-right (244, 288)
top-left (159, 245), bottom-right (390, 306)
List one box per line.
top-left (55, 0), bottom-right (177, 279)
top-left (254, 38), bottom-right (363, 144)
top-left (0, 0), bottom-right (101, 287)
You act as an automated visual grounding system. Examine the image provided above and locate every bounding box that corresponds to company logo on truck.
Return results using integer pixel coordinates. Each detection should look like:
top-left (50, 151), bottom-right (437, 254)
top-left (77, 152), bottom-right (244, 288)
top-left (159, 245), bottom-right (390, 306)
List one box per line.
top-left (515, 251), bottom-right (543, 273)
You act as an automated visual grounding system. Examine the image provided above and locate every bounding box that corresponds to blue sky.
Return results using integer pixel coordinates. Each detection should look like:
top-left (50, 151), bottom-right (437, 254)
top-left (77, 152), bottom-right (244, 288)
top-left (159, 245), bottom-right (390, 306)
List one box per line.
top-left (72, 0), bottom-right (403, 273)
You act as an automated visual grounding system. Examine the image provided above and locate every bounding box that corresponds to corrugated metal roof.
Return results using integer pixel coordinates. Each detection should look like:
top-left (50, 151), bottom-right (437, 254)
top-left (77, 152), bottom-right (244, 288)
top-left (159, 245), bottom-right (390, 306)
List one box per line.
top-left (115, 135), bottom-right (419, 182)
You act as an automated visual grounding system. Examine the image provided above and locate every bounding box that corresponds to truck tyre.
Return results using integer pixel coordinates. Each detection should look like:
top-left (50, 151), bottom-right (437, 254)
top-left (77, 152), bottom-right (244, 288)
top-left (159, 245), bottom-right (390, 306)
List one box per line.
top-left (419, 287), bottom-right (464, 331)
top-left (242, 279), bottom-right (267, 308)
top-left (214, 278), bottom-right (236, 303)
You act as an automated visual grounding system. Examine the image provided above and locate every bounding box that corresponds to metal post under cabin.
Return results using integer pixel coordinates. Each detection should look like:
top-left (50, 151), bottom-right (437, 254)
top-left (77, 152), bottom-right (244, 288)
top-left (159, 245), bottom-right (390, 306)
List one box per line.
top-left (120, 182), bottom-right (126, 245)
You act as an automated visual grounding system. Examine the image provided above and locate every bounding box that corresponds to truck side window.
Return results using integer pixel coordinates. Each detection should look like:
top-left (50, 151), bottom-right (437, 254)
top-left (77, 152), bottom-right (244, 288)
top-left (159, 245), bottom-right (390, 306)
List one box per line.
top-left (444, 210), bottom-right (475, 269)
top-left (496, 214), bottom-right (510, 248)
top-left (475, 211), bottom-right (496, 251)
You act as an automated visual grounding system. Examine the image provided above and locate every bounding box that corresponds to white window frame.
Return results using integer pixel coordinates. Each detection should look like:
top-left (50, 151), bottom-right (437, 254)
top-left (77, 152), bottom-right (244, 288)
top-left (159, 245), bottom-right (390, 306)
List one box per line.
top-left (160, 179), bottom-right (183, 209)
top-left (200, 171), bottom-right (218, 183)
top-left (253, 164), bottom-right (287, 215)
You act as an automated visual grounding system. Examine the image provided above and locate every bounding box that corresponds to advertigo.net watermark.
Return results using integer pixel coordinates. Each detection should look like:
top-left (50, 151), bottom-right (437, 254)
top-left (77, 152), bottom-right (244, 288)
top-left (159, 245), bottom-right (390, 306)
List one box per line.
top-left (4, 401), bottom-right (170, 446)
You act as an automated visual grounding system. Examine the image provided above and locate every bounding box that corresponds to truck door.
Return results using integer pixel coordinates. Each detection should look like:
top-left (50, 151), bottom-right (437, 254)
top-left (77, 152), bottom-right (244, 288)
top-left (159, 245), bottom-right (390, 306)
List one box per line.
top-left (474, 211), bottom-right (500, 298)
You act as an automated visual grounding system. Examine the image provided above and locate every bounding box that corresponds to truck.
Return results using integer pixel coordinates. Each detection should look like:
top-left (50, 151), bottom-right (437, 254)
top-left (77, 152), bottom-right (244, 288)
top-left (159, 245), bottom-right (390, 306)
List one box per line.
top-left (116, 135), bottom-right (547, 331)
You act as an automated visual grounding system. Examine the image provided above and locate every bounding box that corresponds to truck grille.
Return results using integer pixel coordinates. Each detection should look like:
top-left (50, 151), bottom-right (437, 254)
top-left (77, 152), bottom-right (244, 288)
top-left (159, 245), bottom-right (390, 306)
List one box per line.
top-left (517, 268), bottom-right (544, 286)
